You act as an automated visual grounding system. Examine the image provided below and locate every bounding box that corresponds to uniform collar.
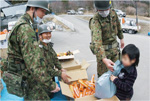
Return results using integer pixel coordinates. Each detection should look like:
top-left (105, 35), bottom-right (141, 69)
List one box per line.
top-left (124, 65), bottom-right (134, 73)
top-left (22, 13), bottom-right (34, 27)
top-left (43, 43), bottom-right (49, 51)
top-left (43, 45), bottom-right (49, 51)
top-left (93, 12), bottom-right (101, 20)
top-left (39, 41), bottom-right (49, 51)
top-left (24, 13), bottom-right (33, 23)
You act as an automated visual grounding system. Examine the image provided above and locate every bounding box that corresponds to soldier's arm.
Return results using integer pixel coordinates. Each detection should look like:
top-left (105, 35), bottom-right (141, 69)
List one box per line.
top-left (49, 79), bottom-right (57, 91)
top-left (90, 19), bottom-right (106, 59)
top-left (17, 24), bottom-right (58, 89)
top-left (49, 67), bottom-right (62, 78)
top-left (115, 12), bottom-right (124, 39)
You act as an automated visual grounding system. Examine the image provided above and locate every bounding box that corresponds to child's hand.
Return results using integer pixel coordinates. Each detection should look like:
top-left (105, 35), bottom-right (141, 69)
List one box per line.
top-left (110, 75), bottom-right (118, 82)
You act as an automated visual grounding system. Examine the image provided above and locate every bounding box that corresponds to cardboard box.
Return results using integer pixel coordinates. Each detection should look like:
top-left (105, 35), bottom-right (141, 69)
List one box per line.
top-left (59, 59), bottom-right (92, 99)
top-left (0, 32), bottom-right (10, 41)
top-left (59, 59), bottom-right (120, 101)
top-left (60, 59), bottom-right (90, 82)
top-left (0, 48), bottom-right (8, 59)
top-left (0, 34), bottom-right (7, 41)
top-left (75, 95), bottom-right (119, 101)
top-left (98, 96), bottom-right (119, 101)
top-left (75, 95), bottom-right (98, 101)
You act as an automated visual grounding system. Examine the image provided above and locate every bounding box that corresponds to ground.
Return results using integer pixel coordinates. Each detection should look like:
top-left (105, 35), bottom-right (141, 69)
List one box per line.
top-left (52, 15), bottom-right (150, 100)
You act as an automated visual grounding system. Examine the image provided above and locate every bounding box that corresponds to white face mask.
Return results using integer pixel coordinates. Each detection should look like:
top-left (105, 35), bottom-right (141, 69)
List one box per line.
top-left (42, 39), bottom-right (51, 44)
top-left (98, 10), bottom-right (110, 17)
top-left (34, 16), bottom-right (42, 24)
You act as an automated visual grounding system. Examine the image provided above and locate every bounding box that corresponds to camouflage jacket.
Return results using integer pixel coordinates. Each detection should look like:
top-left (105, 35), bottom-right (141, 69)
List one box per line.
top-left (89, 8), bottom-right (123, 59)
top-left (39, 41), bottom-right (62, 78)
top-left (7, 13), bottom-right (56, 91)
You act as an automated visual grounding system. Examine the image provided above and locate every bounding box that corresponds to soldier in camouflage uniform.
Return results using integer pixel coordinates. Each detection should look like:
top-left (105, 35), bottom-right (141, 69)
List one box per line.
top-left (37, 24), bottom-right (71, 94)
top-left (4, 0), bottom-right (70, 100)
top-left (89, 0), bottom-right (125, 77)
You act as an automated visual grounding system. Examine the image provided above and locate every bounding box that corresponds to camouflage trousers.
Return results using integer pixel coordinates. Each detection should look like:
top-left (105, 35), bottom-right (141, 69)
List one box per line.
top-left (24, 84), bottom-right (53, 100)
top-left (96, 48), bottom-right (120, 77)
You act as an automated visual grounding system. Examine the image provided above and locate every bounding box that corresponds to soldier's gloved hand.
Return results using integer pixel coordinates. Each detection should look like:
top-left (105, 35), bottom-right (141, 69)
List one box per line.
top-left (120, 39), bottom-right (125, 49)
top-left (51, 83), bottom-right (60, 93)
top-left (102, 58), bottom-right (114, 72)
top-left (61, 72), bottom-right (71, 84)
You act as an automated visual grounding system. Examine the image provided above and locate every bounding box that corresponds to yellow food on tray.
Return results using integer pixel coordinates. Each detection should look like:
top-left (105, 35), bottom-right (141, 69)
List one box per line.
top-left (57, 50), bottom-right (73, 57)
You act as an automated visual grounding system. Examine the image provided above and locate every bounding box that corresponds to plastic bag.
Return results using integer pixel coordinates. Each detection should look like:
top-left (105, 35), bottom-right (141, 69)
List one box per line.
top-left (95, 60), bottom-right (124, 99)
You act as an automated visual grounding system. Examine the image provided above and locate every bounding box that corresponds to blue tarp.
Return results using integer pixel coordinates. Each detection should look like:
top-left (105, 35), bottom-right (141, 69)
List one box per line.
top-left (0, 77), bottom-right (67, 100)
top-left (0, 79), bottom-right (24, 101)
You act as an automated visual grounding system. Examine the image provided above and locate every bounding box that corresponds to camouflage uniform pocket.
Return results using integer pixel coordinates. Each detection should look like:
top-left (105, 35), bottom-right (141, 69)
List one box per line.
top-left (3, 71), bottom-right (25, 97)
top-left (90, 43), bottom-right (97, 55)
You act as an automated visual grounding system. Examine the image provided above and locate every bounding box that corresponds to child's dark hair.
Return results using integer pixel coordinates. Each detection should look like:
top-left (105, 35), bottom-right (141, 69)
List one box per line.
top-left (122, 44), bottom-right (140, 67)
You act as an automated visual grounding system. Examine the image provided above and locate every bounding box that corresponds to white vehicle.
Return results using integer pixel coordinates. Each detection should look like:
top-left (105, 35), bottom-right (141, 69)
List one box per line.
top-left (1, 3), bottom-right (26, 31)
top-left (76, 11), bottom-right (83, 15)
top-left (114, 9), bottom-right (126, 17)
top-left (67, 10), bottom-right (76, 15)
top-left (119, 18), bottom-right (141, 34)
top-left (76, 8), bottom-right (84, 15)
top-left (78, 8), bottom-right (84, 11)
